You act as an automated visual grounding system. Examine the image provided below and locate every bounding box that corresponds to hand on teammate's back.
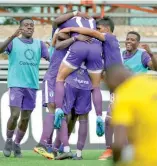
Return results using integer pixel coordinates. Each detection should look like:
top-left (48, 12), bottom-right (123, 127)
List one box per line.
top-left (76, 34), bottom-right (92, 43)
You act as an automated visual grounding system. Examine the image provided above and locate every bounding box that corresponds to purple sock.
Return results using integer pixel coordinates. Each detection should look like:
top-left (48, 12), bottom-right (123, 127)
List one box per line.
top-left (105, 117), bottom-right (113, 149)
top-left (55, 81), bottom-right (65, 108)
top-left (47, 133), bottom-right (53, 145)
top-left (59, 118), bottom-right (69, 147)
top-left (7, 129), bottom-right (14, 139)
top-left (92, 87), bottom-right (102, 116)
top-left (77, 120), bottom-right (88, 150)
top-left (40, 112), bottom-right (55, 145)
top-left (54, 130), bottom-right (61, 150)
top-left (14, 129), bottom-right (25, 144)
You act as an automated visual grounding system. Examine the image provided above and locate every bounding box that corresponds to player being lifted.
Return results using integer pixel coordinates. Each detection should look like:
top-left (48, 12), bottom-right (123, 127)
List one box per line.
top-left (53, 11), bottom-right (104, 130)
top-left (59, 16), bottom-right (123, 159)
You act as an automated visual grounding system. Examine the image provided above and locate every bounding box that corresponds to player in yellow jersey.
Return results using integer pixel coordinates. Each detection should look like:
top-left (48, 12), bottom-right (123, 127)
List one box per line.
top-left (105, 65), bottom-right (157, 166)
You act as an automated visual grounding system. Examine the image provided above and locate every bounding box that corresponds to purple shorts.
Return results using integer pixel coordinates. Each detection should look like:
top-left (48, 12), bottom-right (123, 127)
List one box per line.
top-left (42, 79), bottom-right (56, 107)
top-left (63, 83), bottom-right (92, 115)
top-left (9, 87), bottom-right (37, 110)
top-left (63, 40), bottom-right (103, 73)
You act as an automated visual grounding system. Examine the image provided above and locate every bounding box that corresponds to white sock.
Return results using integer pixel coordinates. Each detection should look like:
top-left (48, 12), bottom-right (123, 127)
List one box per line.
top-left (64, 146), bottom-right (70, 153)
top-left (76, 149), bottom-right (82, 157)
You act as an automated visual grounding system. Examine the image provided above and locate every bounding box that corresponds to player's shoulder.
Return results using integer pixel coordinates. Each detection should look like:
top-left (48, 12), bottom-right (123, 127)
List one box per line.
top-left (137, 48), bottom-right (147, 54)
top-left (105, 33), bottom-right (118, 42)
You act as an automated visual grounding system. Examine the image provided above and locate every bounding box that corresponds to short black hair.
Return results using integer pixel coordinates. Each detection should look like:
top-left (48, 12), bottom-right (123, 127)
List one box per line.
top-left (20, 17), bottom-right (34, 25)
top-left (127, 31), bottom-right (141, 42)
top-left (96, 16), bottom-right (114, 32)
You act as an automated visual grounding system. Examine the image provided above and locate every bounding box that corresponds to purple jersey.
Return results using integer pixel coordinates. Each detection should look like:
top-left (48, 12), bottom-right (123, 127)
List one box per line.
top-left (44, 48), bottom-right (68, 80)
top-left (103, 33), bottom-right (123, 70)
top-left (123, 49), bottom-right (151, 68)
top-left (5, 38), bottom-right (49, 60)
top-left (60, 16), bottom-right (96, 37)
top-left (65, 67), bottom-right (92, 90)
top-left (60, 16), bottom-right (96, 29)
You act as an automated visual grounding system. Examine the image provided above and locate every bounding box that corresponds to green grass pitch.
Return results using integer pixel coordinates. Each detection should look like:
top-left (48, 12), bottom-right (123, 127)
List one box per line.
top-left (0, 150), bottom-right (113, 166)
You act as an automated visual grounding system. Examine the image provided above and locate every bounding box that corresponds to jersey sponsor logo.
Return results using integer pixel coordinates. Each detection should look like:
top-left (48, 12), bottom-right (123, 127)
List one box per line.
top-left (19, 49), bottom-right (37, 66)
top-left (73, 77), bottom-right (89, 85)
top-left (19, 61), bottom-right (37, 66)
top-left (24, 49), bottom-right (34, 60)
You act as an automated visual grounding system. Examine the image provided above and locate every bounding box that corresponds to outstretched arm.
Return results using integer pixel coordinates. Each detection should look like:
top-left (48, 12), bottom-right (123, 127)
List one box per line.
top-left (59, 27), bottom-right (105, 41)
top-left (53, 12), bottom-right (75, 28)
top-left (53, 11), bottom-right (89, 28)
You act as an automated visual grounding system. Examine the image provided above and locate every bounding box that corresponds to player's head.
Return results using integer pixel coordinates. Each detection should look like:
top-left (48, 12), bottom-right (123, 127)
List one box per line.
top-left (19, 17), bottom-right (34, 38)
top-left (125, 31), bottom-right (140, 52)
top-left (105, 65), bottom-right (133, 92)
top-left (96, 16), bottom-right (114, 33)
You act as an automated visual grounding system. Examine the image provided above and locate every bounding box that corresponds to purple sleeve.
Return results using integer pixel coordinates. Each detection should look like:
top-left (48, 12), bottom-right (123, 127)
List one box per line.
top-left (104, 33), bottom-right (123, 70)
top-left (141, 51), bottom-right (151, 68)
top-left (5, 42), bottom-right (13, 54)
top-left (40, 41), bottom-right (50, 61)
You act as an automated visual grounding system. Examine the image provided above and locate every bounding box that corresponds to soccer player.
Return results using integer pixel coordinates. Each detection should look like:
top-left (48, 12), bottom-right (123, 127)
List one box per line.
top-left (105, 65), bottom-right (157, 166)
top-left (55, 66), bottom-right (93, 160)
top-left (123, 31), bottom-right (155, 72)
top-left (0, 18), bottom-right (49, 158)
top-left (34, 29), bottom-right (91, 159)
top-left (53, 11), bottom-right (104, 128)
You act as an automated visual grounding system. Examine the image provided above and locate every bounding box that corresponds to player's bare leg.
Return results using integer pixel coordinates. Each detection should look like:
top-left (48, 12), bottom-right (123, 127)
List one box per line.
top-left (73, 113), bottom-right (88, 160)
top-left (3, 106), bottom-right (20, 157)
top-left (34, 103), bottom-right (56, 160)
top-left (67, 109), bottom-right (78, 137)
top-left (12, 110), bottom-right (32, 158)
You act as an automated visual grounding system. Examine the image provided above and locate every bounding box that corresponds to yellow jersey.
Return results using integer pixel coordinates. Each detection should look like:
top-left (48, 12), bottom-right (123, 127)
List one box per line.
top-left (112, 74), bottom-right (157, 165)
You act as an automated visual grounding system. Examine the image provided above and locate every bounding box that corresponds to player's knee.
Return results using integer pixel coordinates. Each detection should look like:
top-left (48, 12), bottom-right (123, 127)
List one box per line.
top-left (10, 113), bottom-right (20, 122)
top-left (20, 113), bottom-right (31, 123)
top-left (20, 116), bottom-right (30, 125)
top-left (79, 114), bottom-right (88, 120)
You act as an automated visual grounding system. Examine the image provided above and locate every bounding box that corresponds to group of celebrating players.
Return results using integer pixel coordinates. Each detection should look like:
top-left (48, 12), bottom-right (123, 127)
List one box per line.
top-left (1, 10), bottom-right (157, 166)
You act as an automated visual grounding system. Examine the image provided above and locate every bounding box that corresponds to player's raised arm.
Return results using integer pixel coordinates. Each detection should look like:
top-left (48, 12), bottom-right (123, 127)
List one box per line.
top-left (60, 27), bottom-right (105, 41)
top-left (141, 44), bottom-right (157, 71)
top-left (0, 28), bottom-right (21, 53)
top-left (53, 11), bottom-right (89, 28)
